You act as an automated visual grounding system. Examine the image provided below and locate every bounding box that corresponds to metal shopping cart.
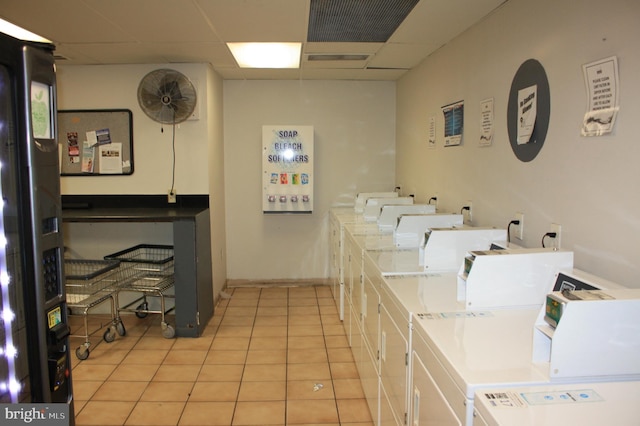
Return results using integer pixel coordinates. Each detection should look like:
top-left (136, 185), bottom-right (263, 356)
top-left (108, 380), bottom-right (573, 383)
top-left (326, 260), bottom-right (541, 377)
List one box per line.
top-left (65, 259), bottom-right (131, 359)
top-left (105, 244), bottom-right (176, 338)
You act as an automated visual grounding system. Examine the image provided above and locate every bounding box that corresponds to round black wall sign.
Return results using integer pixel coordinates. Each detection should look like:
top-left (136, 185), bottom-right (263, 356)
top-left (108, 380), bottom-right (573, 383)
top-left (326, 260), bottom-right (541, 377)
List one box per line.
top-left (507, 59), bottom-right (550, 162)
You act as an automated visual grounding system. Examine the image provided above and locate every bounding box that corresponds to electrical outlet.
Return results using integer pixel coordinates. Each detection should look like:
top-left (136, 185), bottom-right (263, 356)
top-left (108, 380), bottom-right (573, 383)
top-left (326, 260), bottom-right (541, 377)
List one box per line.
top-left (550, 223), bottom-right (562, 249)
top-left (515, 212), bottom-right (525, 240)
top-left (429, 193), bottom-right (439, 208)
top-left (168, 189), bottom-right (177, 203)
top-left (465, 200), bottom-right (473, 223)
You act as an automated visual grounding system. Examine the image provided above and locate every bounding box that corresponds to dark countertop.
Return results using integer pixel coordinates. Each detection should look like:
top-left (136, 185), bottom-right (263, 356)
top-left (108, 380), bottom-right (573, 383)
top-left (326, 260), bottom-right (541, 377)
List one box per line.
top-left (62, 207), bottom-right (208, 222)
top-left (61, 194), bottom-right (209, 222)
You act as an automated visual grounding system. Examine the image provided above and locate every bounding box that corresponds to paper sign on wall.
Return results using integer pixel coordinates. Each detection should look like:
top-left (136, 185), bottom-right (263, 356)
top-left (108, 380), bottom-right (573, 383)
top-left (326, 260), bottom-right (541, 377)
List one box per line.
top-left (262, 125), bottom-right (313, 214)
top-left (582, 56), bottom-right (619, 136)
top-left (517, 85), bottom-right (537, 144)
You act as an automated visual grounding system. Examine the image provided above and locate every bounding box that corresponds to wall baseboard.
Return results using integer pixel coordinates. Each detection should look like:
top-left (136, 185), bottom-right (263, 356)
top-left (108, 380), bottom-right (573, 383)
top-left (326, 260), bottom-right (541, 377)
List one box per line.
top-left (225, 278), bottom-right (331, 288)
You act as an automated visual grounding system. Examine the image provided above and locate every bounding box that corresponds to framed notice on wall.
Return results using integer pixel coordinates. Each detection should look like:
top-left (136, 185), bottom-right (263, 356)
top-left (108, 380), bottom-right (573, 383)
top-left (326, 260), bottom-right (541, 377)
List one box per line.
top-left (262, 125), bottom-right (313, 214)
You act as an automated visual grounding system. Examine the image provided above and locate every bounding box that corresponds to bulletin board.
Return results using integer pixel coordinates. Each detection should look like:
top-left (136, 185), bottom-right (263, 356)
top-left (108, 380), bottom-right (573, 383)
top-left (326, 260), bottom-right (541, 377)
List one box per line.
top-left (58, 109), bottom-right (134, 175)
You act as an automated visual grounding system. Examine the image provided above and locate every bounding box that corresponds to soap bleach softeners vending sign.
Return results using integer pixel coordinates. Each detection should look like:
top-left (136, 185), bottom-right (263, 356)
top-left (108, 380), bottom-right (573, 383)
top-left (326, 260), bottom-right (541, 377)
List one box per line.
top-left (262, 125), bottom-right (313, 213)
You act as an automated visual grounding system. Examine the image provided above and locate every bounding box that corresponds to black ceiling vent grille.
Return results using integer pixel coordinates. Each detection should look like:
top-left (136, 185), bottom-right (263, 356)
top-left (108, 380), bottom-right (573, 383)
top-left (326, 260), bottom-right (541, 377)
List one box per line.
top-left (308, 0), bottom-right (419, 43)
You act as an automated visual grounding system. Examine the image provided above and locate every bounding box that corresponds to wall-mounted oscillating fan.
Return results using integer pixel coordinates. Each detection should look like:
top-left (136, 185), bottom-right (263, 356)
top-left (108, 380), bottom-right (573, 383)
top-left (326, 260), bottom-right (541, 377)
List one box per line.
top-left (137, 69), bottom-right (197, 124)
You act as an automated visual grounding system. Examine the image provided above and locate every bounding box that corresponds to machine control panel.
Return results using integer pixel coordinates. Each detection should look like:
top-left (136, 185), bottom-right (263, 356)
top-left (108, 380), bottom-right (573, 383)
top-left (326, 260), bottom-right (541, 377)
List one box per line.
top-left (43, 247), bottom-right (61, 300)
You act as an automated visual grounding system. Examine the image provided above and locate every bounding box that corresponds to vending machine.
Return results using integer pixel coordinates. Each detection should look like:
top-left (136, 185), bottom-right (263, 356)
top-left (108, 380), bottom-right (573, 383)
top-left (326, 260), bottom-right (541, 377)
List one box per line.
top-left (0, 29), bottom-right (74, 417)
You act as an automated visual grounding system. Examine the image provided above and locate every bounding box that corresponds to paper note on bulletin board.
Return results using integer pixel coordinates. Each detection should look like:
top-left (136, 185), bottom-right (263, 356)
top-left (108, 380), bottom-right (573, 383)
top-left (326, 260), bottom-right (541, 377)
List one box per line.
top-left (58, 109), bottom-right (134, 175)
top-left (262, 125), bottom-right (313, 214)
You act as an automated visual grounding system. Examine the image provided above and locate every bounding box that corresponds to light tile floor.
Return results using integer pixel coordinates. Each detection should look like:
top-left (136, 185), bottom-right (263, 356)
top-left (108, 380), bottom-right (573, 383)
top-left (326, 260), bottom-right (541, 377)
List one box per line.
top-left (69, 285), bottom-right (374, 426)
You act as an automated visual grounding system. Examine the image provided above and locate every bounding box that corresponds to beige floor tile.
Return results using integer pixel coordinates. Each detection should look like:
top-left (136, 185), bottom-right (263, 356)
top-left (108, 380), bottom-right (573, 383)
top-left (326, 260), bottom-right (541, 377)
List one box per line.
top-left (287, 348), bottom-right (329, 364)
top-left (336, 398), bottom-right (373, 423)
top-left (163, 349), bottom-right (208, 364)
top-left (327, 347), bottom-right (354, 363)
top-left (317, 297), bottom-right (336, 306)
top-left (320, 312), bottom-right (344, 326)
top-left (171, 335), bottom-right (214, 350)
top-left (124, 401), bottom-right (185, 425)
top-left (250, 326), bottom-right (287, 337)
top-left (225, 306), bottom-right (258, 317)
top-left (230, 288), bottom-right (262, 298)
top-left (226, 297), bottom-right (259, 307)
top-left (286, 399), bottom-right (339, 424)
top-left (91, 381), bottom-right (148, 401)
top-left (72, 380), bottom-right (103, 401)
top-left (333, 378), bottom-right (366, 399)
top-left (315, 286), bottom-right (333, 298)
top-left (330, 362), bottom-right (360, 379)
top-left (237, 381), bottom-right (286, 401)
top-left (198, 364), bottom-right (244, 381)
top-left (245, 349), bottom-right (287, 364)
top-left (214, 325), bottom-right (253, 337)
top-left (323, 324), bottom-right (348, 336)
top-left (324, 335), bottom-right (349, 348)
top-left (204, 349), bottom-right (247, 365)
top-left (288, 297), bottom-right (318, 307)
top-left (259, 287), bottom-right (288, 298)
top-left (248, 336), bottom-right (287, 350)
top-left (256, 306), bottom-right (288, 316)
top-left (73, 399), bottom-right (87, 416)
top-left (288, 336), bottom-right (325, 349)
top-left (101, 336), bottom-right (141, 351)
top-left (287, 362), bottom-right (332, 381)
top-left (72, 363), bottom-right (117, 381)
top-left (75, 401), bottom-right (135, 425)
top-left (179, 401), bottom-right (235, 425)
top-left (242, 364), bottom-right (286, 382)
top-left (257, 298), bottom-right (288, 307)
top-left (220, 315), bottom-right (256, 326)
top-left (140, 381), bottom-right (194, 402)
top-left (253, 315), bottom-right (287, 326)
top-left (288, 306), bottom-right (319, 316)
top-left (287, 380), bottom-right (335, 400)
top-left (121, 348), bottom-right (168, 365)
top-left (288, 288), bottom-right (317, 299)
top-left (189, 381), bottom-right (240, 402)
top-left (152, 364), bottom-right (201, 382)
top-left (82, 349), bottom-right (130, 365)
top-left (287, 314), bottom-right (321, 326)
top-left (288, 325), bottom-right (324, 336)
top-left (232, 401), bottom-right (285, 425)
top-left (210, 336), bottom-right (250, 351)
top-left (133, 337), bottom-right (176, 351)
top-left (108, 364), bottom-right (159, 382)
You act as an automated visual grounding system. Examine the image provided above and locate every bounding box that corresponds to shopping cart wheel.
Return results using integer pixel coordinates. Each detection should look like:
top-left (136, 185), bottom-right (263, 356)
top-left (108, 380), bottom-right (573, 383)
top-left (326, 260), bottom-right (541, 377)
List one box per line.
top-left (75, 345), bottom-right (90, 360)
top-left (103, 327), bottom-right (116, 343)
top-left (135, 302), bottom-right (149, 318)
top-left (161, 323), bottom-right (175, 339)
top-left (115, 320), bottom-right (126, 336)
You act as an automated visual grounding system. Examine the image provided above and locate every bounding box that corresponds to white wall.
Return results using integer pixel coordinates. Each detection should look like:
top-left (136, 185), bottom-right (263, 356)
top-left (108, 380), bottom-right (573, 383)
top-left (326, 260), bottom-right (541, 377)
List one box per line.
top-left (224, 80), bottom-right (396, 282)
top-left (396, 0), bottom-right (640, 287)
top-left (57, 63), bottom-right (210, 195)
top-left (57, 63), bottom-right (228, 303)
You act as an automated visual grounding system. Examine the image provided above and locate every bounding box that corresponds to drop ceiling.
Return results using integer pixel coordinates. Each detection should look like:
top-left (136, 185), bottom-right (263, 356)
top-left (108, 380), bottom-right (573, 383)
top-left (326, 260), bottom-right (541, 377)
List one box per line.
top-left (0, 0), bottom-right (507, 80)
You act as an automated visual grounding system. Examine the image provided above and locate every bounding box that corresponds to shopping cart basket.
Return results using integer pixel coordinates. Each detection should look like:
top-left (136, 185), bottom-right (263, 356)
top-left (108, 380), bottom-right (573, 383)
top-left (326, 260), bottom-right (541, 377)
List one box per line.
top-left (65, 259), bottom-right (129, 359)
top-left (105, 244), bottom-right (176, 338)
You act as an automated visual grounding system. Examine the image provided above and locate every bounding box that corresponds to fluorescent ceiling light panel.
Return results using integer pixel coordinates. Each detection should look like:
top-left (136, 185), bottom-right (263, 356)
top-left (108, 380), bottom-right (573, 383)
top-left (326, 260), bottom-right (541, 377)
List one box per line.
top-left (0, 18), bottom-right (52, 43)
top-left (228, 42), bottom-right (301, 68)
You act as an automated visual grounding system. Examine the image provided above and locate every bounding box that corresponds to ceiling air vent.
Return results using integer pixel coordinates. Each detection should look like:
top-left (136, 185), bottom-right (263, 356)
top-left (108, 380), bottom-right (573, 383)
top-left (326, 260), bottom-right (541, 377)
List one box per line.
top-left (307, 54), bottom-right (370, 61)
top-left (308, 0), bottom-right (419, 43)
